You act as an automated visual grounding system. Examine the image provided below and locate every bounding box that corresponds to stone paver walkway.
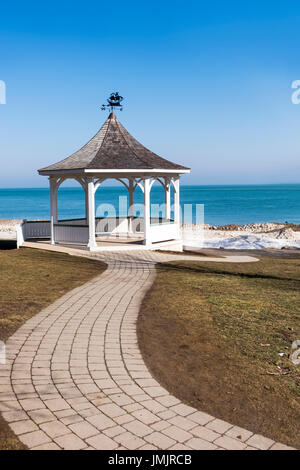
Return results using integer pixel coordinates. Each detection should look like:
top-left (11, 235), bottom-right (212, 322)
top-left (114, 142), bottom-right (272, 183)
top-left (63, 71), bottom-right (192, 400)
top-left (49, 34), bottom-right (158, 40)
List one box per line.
top-left (0, 248), bottom-right (293, 450)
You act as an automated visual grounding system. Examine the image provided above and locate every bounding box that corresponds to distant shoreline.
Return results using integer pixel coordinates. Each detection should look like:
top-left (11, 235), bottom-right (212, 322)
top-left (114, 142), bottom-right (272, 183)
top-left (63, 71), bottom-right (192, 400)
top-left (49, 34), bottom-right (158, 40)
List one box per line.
top-left (0, 182), bottom-right (300, 190)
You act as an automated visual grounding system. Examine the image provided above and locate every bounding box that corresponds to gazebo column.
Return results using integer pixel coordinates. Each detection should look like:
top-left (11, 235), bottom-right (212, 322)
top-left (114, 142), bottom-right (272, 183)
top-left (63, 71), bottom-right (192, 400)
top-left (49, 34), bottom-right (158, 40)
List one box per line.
top-left (84, 188), bottom-right (89, 224)
top-left (143, 177), bottom-right (151, 246)
top-left (164, 177), bottom-right (171, 220)
top-left (49, 177), bottom-right (58, 245)
top-left (128, 178), bottom-right (134, 234)
top-left (87, 178), bottom-right (97, 250)
top-left (174, 176), bottom-right (181, 239)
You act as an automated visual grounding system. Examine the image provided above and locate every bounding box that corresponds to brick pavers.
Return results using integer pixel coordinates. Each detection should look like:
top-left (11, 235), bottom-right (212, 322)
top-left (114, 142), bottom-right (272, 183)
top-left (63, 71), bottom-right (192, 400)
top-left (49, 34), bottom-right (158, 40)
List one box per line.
top-left (0, 248), bottom-right (293, 450)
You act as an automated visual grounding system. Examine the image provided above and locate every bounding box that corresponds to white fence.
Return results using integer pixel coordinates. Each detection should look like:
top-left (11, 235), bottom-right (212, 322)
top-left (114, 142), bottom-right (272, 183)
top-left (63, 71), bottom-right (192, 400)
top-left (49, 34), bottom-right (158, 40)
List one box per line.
top-left (57, 218), bottom-right (87, 225)
top-left (16, 220), bottom-right (51, 248)
top-left (95, 217), bottom-right (144, 235)
top-left (54, 224), bottom-right (89, 244)
top-left (17, 218), bottom-right (179, 247)
top-left (21, 220), bottom-right (51, 239)
top-left (150, 222), bottom-right (179, 243)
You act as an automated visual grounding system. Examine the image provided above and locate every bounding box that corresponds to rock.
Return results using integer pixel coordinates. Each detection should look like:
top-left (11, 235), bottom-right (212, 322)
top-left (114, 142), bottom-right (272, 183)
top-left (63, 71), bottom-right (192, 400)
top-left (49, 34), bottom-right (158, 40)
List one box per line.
top-left (275, 228), bottom-right (295, 239)
top-left (281, 246), bottom-right (299, 250)
top-left (209, 222), bottom-right (286, 233)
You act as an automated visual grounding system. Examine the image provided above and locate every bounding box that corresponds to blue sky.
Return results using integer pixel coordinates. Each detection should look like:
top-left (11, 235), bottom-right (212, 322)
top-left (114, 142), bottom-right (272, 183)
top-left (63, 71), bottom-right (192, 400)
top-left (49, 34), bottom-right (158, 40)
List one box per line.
top-left (1, 0), bottom-right (300, 187)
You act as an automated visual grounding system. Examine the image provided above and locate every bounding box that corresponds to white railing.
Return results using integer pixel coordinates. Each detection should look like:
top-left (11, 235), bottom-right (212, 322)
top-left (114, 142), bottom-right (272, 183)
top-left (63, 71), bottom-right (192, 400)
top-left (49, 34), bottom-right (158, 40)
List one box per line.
top-left (22, 220), bottom-right (51, 239)
top-left (54, 224), bottom-right (89, 244)
top-left (16, 224), bottom-right (24, 248)
top-left (95, 217), bottom-right (144, 235)
top-left (17, 217), bottom-right (179, 247)
top-left (57, 218), bottom-right (87, 225)
top-left (95, 217), bottom-right (128, 235)
top-left (150, 222), bottom-right (179, 243)
top-left (131, 217), bottom-right (144, 233)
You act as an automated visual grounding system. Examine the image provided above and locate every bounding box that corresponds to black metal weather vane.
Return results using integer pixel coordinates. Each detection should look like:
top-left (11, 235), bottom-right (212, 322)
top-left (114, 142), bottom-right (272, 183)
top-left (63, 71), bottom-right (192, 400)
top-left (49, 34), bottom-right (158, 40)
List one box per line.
top-left (101, 92), bottom-right (123, 112)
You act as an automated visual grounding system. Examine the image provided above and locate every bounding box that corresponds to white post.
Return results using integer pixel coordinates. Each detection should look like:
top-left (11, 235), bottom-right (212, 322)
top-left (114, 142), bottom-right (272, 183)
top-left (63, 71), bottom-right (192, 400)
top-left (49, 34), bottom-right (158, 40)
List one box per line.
top-left (49, 177), bottom-right (58, 244)
top-left (84, 188), bottom-right (89, 224)
top-left (16, 224), bottom-right (24, 249)
top-left (165, 178), bottom-right (171, 220)
top-left (87, 178), bottom-right (96, 250)
top-left (53, 186), bottom-right (58, 224)
top-left (128, 179), bottom-right (134, 234)
top-left (174, 176), bottom-right (180, 239)
top-left (143, 177), bottom-right (151, 246)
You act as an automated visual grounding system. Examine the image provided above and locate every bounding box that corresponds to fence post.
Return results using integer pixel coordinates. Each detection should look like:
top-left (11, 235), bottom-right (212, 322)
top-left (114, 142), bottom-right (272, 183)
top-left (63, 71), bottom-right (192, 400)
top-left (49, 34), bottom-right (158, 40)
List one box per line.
top-left (16, 223), bottom-right (24, 249)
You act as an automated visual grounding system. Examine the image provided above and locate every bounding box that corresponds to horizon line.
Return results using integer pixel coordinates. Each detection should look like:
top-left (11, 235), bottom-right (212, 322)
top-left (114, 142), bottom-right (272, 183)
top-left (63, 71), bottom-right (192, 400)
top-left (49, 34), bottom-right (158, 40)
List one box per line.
top-left (0, 182), bottom-right (300, 190)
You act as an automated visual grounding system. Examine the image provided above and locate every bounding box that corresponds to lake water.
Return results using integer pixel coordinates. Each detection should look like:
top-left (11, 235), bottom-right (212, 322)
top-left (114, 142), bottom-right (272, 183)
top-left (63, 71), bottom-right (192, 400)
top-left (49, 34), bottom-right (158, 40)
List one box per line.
top-left (0, 184), bottom-right (299, 226)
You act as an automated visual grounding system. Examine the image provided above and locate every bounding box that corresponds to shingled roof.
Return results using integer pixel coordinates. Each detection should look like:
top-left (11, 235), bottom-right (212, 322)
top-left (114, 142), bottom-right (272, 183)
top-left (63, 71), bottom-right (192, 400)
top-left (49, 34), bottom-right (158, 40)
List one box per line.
top-left (39, 112), bottom-right (190, 174)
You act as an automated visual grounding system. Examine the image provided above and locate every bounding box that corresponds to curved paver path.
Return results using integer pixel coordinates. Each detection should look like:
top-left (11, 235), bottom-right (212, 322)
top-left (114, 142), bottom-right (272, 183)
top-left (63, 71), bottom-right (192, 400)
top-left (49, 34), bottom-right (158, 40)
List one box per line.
top-left (0, 248), bottom-right (293, 450)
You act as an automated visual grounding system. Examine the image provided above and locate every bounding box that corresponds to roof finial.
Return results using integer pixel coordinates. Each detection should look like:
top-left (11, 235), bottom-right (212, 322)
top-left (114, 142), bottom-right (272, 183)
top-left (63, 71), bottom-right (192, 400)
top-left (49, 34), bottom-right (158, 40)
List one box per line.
top-left (101, 92), bottom-right (123, 113)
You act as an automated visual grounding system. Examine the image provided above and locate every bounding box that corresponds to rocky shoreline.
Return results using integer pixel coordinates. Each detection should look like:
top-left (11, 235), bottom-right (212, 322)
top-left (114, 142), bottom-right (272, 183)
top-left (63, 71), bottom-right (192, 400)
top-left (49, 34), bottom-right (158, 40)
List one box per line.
top-left (0, 219), bottom-right (23, 239)
top-left (182, 221), bottom-right (300, 232)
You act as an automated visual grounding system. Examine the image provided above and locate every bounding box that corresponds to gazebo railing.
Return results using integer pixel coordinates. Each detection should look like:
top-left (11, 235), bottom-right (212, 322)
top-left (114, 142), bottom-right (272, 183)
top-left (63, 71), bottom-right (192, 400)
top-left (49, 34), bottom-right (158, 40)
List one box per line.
top-left (19, 216), bottom-right (179, 246)
top-left (21, 220), bottom-right (51, 239)
top-left (94, 216), bottom-right (176, 238)
top-left (95, 216), bottom-right (144, 235)
top-left (149, 221), bottom-right (179, 243)
top-left (57, 218), bottom-right (87, 225)
top-left (54, 223), bottom-right (89, 244)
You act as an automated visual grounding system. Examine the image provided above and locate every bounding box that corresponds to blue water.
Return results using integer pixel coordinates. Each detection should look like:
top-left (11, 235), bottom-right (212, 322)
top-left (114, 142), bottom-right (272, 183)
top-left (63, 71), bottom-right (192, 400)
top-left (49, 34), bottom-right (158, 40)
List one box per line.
top-left (0, 184), bottom-right (299, 226)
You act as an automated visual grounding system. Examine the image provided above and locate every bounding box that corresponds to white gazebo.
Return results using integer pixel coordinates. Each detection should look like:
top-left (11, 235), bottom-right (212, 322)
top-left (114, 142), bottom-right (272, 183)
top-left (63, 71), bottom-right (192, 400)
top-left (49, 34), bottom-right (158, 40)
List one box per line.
top-left (36, 109), bottom-right (190, 251)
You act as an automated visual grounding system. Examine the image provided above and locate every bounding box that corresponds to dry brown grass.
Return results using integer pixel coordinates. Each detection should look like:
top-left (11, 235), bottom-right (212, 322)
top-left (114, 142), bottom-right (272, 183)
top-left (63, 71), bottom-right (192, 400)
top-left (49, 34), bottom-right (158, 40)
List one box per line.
top-left (0, 243), bottom-right (106, 450)
top-left (138, 253), bottom-right (300, 448)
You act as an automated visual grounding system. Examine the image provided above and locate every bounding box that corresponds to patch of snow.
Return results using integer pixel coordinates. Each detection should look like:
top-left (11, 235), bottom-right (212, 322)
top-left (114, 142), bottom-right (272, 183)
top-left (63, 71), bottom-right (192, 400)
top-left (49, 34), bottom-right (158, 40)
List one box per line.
top-left (182, 229), bottom-right (300, 250)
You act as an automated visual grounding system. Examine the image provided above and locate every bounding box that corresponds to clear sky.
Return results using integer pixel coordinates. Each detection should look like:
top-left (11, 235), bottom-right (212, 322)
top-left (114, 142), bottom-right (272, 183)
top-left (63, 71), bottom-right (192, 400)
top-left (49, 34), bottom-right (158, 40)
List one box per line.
top-left (1, 0), bottom-right (300, 187)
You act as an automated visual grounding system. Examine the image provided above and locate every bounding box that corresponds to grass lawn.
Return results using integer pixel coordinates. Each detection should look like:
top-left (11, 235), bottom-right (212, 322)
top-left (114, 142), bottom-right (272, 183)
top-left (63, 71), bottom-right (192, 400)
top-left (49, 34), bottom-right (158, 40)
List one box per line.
top-left (138, 252), bottom-right (300, 448)
top-left (0, 242), bottom-right (106, 450)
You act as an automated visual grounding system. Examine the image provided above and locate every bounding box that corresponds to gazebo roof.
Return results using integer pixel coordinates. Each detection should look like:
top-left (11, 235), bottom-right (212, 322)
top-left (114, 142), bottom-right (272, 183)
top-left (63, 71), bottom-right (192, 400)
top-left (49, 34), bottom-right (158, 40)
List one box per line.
top-left (39, 112), bottom-right (190, 175)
